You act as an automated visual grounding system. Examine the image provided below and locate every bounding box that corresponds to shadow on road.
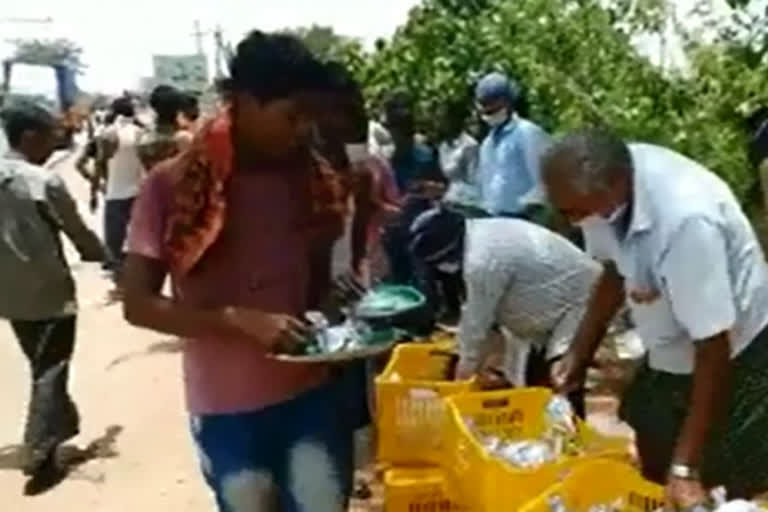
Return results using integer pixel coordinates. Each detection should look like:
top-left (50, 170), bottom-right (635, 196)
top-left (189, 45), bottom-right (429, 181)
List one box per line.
top-left (107, 339), bottom-right (183, 370)
top-left (0, 424), bottom-right (123, 482)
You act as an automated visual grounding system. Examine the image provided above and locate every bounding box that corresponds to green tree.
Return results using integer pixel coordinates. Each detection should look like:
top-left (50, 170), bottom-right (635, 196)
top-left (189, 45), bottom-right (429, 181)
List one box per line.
top-left (10, 38), bottom-right (85, 70)
top-left (282, 25), bottom-right (360, 61)
top-left (339, 0), bottom-right (767, 205)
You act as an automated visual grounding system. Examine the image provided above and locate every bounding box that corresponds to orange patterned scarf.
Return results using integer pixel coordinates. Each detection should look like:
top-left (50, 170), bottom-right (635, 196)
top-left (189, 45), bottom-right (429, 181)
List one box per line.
top-left (164, 113), bottom-right (349, 278)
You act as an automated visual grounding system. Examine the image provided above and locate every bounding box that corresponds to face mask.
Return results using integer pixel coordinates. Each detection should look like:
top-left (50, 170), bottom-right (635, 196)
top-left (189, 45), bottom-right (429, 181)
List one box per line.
top-left (481, 109), bottom-right (509, 127)
top-left (605, 202), bottom-right (628, 225)
top-left (575, 214), bottom-right (602, 229)
top-left (380, 144), bottom-right (396, 160)
top-left (436, 261), bottom-right (461, 274)
top-left (344, 143), bottom-right (369, 166)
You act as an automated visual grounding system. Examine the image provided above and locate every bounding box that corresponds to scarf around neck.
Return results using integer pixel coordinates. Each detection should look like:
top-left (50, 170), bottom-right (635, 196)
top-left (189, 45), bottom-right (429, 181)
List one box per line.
top-left (164, 113), bottom-right (350, 278)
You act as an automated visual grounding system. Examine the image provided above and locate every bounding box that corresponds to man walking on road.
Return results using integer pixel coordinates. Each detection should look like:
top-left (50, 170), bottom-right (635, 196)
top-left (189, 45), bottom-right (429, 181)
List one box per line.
top-left (0, 102), bottom-right (106, 494)
top-left (97, 97), bottom-right (145, 288)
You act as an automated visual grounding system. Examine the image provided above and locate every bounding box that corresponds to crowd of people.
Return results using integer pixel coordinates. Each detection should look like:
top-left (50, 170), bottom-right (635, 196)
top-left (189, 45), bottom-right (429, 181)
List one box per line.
top-left (2, 26), bottom-right (768, 510)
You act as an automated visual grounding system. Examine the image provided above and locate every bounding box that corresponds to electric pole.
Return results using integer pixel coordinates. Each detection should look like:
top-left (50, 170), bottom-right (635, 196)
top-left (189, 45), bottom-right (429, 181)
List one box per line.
top-left (192, 19), bottom-right (204, 55)
top-left (213, 25), bottom-right (224, 78)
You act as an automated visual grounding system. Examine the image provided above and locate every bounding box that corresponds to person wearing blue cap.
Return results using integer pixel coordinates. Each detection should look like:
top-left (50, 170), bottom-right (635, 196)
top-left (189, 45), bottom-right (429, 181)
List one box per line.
top-left (475, 72), bottom-right (552, 221)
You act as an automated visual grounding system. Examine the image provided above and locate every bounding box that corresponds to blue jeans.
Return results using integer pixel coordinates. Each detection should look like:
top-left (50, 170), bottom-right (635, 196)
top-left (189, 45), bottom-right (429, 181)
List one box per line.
top-left (190, 380), bottom-right (355, 512)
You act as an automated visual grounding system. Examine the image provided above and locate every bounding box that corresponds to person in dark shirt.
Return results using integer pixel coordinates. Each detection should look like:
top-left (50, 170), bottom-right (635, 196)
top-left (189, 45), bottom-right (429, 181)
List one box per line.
top-left (380, 93), bottom-right (445, 287)
top-left (0, 102), bottom-right (106, 495)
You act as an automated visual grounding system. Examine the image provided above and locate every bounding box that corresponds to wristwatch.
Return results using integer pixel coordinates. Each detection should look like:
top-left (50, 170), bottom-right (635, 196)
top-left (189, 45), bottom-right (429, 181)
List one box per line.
top-left (669, 463), bottom-right (700, 480)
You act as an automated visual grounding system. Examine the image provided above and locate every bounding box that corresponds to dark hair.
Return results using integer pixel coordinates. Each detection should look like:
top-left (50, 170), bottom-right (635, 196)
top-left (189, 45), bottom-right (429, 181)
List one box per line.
top-left (320, 62), bottom-right (361, 97)
top-left (215, 77), bottom-right (233, 98)
top-left (384, 91), bottom-right (413, 115)
top-left (439, 95), bottom-right (472, 137)
top-left (384, 90), bottom-right (415, 130)
top-left (1, 101), bottom-right (56, 147)
top-left (317, 61), bottom-right (368, 141)
top-left (229, 30), bottom-right (325, 102)
top-left (149, 85), bottom-right (183, 126)
top-left (111, 96), bottom-right (135, 118)
top-left (179, 93), bottom-right (200, 121)
top-left (408, 207), bottom-right (466, 264)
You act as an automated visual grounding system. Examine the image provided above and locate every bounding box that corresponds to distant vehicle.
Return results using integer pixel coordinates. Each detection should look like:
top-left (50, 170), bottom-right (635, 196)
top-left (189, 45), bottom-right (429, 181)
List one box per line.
top-left (0, 59), bottom-right (82, 149)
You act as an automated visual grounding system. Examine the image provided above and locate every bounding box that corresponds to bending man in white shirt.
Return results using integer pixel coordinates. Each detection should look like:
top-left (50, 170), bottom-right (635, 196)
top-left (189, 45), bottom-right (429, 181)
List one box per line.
top-left (543, 130), bottom-right (768, 504)
top-left (408, 208), bottom-right (601, 417)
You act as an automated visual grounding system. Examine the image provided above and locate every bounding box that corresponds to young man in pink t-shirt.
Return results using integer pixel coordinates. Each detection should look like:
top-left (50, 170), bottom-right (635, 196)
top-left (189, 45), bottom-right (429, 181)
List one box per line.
top-left (123, 32), bottom-right (354, 512)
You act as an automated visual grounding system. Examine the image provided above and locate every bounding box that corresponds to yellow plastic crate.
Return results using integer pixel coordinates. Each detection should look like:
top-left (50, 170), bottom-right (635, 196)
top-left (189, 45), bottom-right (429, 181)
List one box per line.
top-left (519, 460), bottom-right (664, 512)
top-left (384, 467), bottom-right (470, 512)
top-left (442, 388), bottom-right (631, 512)
top-left (376, 337), bottom-right (474, 465)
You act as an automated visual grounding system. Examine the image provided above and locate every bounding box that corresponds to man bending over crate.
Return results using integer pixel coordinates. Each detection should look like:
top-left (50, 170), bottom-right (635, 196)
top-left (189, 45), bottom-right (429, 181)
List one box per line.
top-left (408, 207), bottom-right (601, 417)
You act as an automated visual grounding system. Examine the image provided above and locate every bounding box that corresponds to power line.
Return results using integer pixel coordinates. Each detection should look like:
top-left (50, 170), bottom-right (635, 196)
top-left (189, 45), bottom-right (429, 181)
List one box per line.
top-left (0, 17), bottom-right (54, 24)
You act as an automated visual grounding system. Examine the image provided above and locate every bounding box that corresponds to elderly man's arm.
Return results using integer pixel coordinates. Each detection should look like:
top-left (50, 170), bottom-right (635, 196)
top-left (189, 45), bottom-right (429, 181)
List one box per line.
top-left (661, 218), bottom-right (735, 505)
top-left (552, 261), bottom-right (625, 391)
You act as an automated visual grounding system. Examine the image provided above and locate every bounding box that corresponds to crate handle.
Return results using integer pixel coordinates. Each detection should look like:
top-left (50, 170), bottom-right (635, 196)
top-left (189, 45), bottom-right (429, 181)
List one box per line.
top-left (481, 397), bottom-right (509, 408)
top-left (428, 350), bottom-right (458, 358)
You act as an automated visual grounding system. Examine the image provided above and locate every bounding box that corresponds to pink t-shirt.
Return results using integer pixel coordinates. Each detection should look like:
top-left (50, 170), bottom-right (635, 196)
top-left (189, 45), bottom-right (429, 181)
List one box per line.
top-left (126, 166), bottom-right (328, 415)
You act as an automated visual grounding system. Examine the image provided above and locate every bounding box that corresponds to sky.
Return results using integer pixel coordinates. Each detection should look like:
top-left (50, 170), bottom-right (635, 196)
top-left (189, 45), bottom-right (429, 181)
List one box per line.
top-left (0, 0), bottom-right (751, 96)
top-left (0, 0), bottom-right (421, 93)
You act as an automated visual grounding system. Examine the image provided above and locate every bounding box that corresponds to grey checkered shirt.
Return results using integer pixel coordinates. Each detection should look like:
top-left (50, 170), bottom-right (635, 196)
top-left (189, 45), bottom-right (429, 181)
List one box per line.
top-left (458, 218), bottom-right (601, 376)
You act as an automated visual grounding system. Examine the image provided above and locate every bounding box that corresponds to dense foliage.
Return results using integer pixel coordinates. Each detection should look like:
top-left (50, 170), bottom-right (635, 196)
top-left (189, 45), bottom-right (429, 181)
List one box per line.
top-left (339, 0), bottom-right (768, 206)
top-left (10, 38), bottom-right (85, 70)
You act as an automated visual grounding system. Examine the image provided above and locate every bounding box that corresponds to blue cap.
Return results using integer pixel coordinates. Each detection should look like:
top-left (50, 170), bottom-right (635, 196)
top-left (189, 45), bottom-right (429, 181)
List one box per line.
top-left (475, 72), bottom-right (519, 103)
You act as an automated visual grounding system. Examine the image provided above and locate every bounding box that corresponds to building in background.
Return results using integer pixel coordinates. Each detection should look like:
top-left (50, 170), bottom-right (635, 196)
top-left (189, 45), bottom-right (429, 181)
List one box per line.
top-left (151, 54), bottom-right (209, 95)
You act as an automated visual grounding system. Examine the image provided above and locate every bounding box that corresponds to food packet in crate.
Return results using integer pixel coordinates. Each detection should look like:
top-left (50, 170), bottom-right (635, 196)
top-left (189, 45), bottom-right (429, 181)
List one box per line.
top-left (494, 440), bottom-right (556, 469)
top-left (548, 495), bottom-right (569, 512)
top-left (545, 394), bottom-right (579, 456)
top-left (464, 417), bottom-right (505, 453)
top-left (546, 394), bottom-right (577, 433)
top-left (588, 498), bottom-right (625, 512)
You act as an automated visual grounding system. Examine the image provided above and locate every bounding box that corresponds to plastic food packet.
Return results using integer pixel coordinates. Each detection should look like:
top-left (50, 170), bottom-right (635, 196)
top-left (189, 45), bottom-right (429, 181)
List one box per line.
top-left (545, 394), bottom-right (580, 456)
top-left (493, 440), bottom-right (556, 468)
top-left (463, 394), bottom-right (582, 470)
top-left (548, 495), bottom-right (569, 512)
top-left (588, 500), bottom-right (624, 512)
top-left (546, 394), bottom-right (577, 434)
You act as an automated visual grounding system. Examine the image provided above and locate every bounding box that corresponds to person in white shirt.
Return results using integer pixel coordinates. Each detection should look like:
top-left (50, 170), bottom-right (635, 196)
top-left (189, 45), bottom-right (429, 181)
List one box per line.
top-left (542, 130), bottom-right (768, 504)
top-left (408, 207), bottom-right (601, 417)
top-left (98, 97), bottom-right (145, 278)
top-left (436, 99), bottom-right (482, 216)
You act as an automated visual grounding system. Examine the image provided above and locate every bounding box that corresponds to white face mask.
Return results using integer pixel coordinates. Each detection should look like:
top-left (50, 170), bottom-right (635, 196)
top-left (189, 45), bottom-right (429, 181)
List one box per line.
top-left (481, 109), bottom-right (509, 127)
top-left (575, 203), bottom-right (628, 229)
top-left (380, 144), bottom-right (396, 160)
top-left (606, 202), bottom-right (628, 224)
top-left (344, 143), bottom-right (369, 166)
top-left (436, 261), bottom-right (461, 274)
top-left (575, 214), bottom-right (602, 229)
